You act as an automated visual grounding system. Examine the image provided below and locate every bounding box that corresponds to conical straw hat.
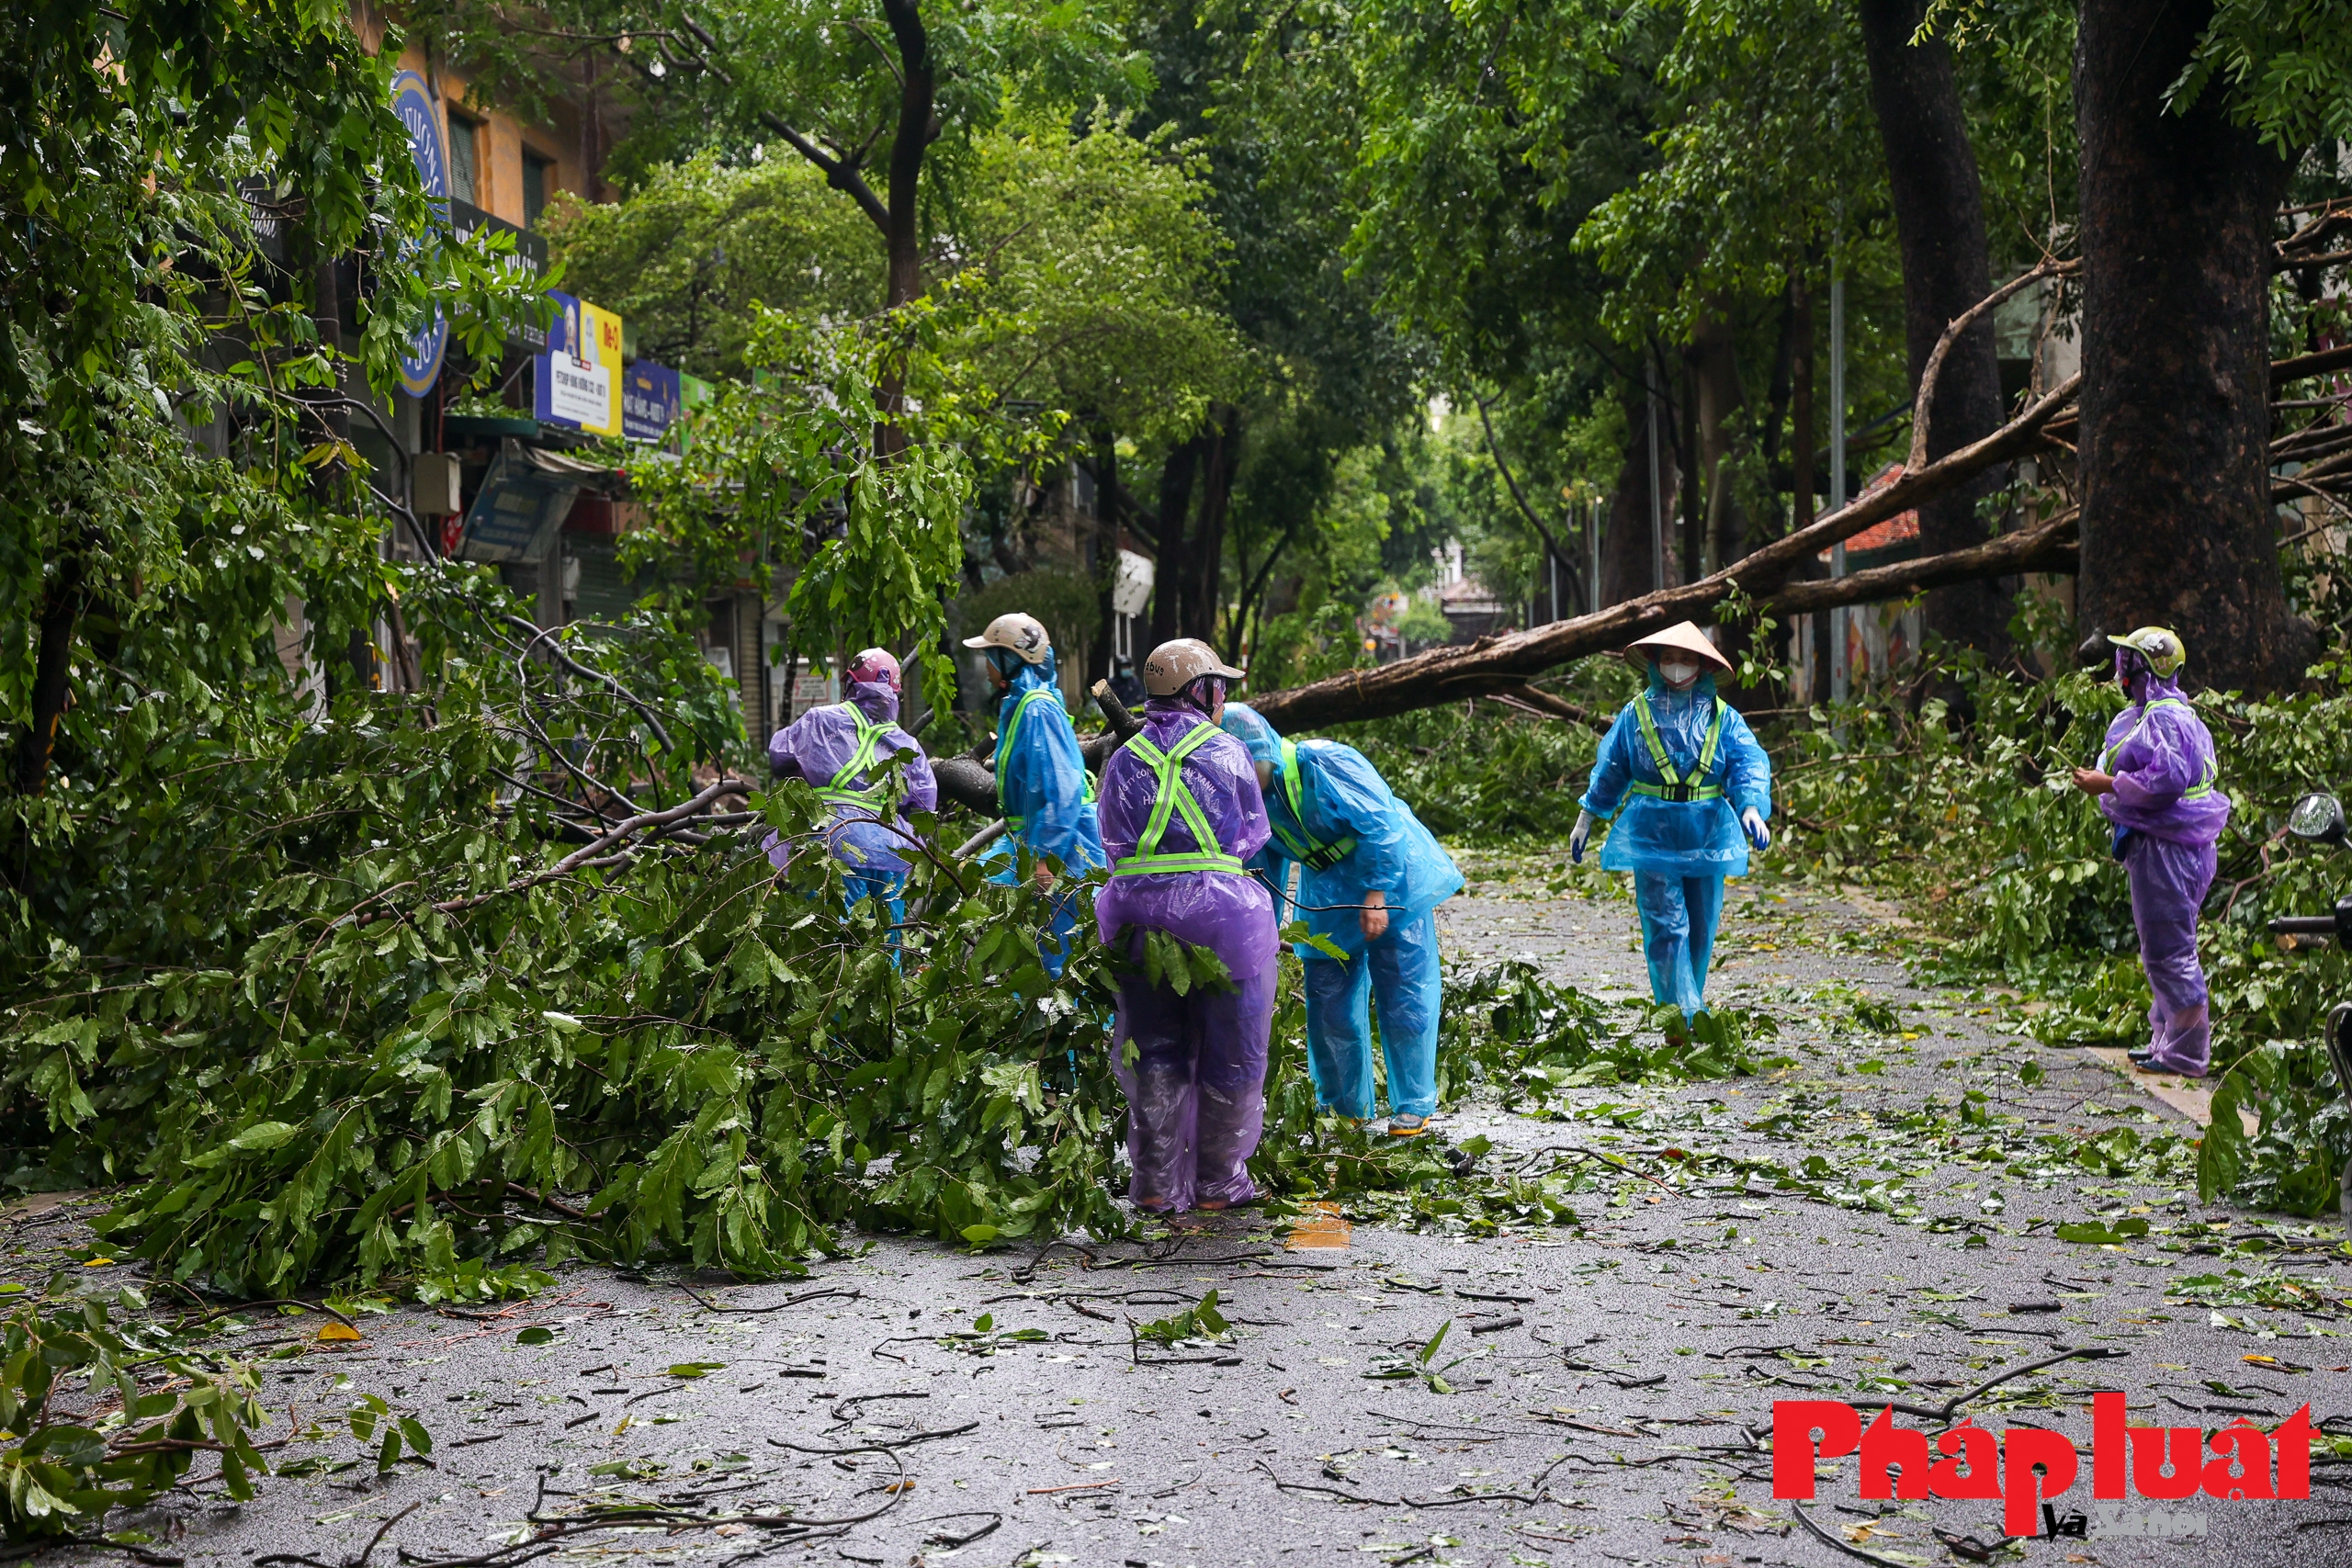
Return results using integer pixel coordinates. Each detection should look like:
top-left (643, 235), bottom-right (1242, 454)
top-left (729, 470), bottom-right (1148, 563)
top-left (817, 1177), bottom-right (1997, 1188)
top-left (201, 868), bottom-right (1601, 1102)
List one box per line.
top-left (1623, 620), bottom-right (1733, 675)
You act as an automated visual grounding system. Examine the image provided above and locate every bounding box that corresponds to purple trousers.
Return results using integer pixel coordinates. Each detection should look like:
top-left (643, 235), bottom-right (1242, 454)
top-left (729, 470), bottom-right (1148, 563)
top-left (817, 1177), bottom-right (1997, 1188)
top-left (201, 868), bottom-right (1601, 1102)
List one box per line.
top-left (1113, 964), bottom-right (1277, 1213)
top-left (2127, 833), bottom-right (2217, 1074)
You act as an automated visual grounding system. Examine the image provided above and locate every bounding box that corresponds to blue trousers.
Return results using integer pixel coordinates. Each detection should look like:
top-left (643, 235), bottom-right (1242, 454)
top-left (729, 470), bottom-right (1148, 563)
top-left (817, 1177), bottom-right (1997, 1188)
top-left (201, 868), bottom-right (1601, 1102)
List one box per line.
top-left (844, 869), bottom-right (907, 956)
top-left (1302, 909), bottom-right (1442, 1120)
top-left (1634, 872), bottom-right (1726, 1018)
top-left (985, 852), bottom-right (1085, 979)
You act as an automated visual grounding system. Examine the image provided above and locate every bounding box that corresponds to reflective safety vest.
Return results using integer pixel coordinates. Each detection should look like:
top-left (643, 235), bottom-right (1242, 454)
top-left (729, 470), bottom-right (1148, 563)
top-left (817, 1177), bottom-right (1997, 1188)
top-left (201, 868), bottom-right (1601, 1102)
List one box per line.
top-left (816, 705), bottom-right (897, 811)
top-left (1111, 722), bottom-right (1247, 877)
top-left (1267, 738), bottom-right (1357, 872)
top-left (995, 686), bottom-right (1095, 832)
top-left (2099, 697), bottom-right (2218, 799)
top-left (1626, 692), bottom-right (1728, 804)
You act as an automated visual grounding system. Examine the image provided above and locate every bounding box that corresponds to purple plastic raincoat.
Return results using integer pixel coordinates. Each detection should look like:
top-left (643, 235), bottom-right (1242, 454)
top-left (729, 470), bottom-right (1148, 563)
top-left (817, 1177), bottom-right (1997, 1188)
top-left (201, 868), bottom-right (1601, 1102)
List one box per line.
top-left (2096, 666), bottom-right (2230, 1074)
top-left (764, 678), bottom-right (937, 889)
top-left (1094, 696), bottom-right (1279, 1211)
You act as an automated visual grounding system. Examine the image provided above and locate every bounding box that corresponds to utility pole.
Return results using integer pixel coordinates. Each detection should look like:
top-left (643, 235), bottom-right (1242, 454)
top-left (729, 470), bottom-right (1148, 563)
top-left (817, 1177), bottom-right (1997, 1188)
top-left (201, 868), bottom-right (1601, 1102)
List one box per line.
top-left (1645, 353), bottom-right (1665, 594)
top-left (1828, 242), bottom-right (1849, 704)
top-left (1589, 498), bottom-right (1603, 615)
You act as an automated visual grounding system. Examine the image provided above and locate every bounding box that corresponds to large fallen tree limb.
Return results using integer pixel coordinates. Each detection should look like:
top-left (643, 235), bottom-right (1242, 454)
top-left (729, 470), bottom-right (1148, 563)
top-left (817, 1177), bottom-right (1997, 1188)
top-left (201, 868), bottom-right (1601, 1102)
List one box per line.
top-left (1247, 372), bottom-right (2081, 733)
top-left (1768, 508), bottom-right (2077, 615)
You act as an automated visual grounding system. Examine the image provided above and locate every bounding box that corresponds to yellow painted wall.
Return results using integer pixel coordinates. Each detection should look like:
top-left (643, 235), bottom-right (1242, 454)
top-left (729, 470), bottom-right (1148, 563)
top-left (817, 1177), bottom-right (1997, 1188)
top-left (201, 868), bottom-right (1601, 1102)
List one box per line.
top-left (354, 2), bottom-right (597, 228)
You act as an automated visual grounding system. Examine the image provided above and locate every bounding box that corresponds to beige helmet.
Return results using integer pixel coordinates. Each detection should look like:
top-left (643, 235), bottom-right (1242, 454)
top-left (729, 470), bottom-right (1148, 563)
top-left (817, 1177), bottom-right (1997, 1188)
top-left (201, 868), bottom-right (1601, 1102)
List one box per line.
top-left (1142, 637), bottom-right (1245, 697)
top-left (962, 612), bottom-right (1051, 665)
top-left (2108, 626), bottom-right (2186, 679)
top-left (1624, 620), bottom-right (1733, 675)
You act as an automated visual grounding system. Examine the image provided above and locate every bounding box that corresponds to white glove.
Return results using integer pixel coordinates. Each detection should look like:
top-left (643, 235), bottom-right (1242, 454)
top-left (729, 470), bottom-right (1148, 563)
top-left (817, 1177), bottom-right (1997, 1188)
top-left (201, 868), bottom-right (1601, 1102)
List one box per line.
top-left (1570, 809), bottom-right (1594, 864)
top-left (1741, 807), bottom-right (1771, 852)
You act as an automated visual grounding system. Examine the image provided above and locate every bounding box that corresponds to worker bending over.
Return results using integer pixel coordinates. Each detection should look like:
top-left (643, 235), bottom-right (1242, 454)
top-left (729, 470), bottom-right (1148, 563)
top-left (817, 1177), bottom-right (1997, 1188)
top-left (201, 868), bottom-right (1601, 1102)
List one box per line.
top-left (1220, 702), bottom-right (1463, 1136)
top-left (764, 649), bottom-right (937, 927)
top-left (1572, 622), bottom-right (1771, 1021)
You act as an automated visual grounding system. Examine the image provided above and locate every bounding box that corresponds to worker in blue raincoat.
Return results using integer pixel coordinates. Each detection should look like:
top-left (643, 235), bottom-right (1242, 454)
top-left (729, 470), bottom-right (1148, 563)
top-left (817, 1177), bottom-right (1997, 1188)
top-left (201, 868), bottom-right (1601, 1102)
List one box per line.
top-left (1221, 702), bottom-right (1464, 1136)
top-left (1571, 622), bottom-right (1772, 1022)
top-left (962, 612), bottom-right (1104, 975)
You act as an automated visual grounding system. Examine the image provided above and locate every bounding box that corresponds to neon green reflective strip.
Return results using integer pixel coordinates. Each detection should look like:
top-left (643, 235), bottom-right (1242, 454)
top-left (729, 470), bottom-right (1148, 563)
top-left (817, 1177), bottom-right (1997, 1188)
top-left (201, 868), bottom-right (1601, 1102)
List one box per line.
top-left (1268, 738), bottom-right (1356, 871)
top-left (816, 705), bottom-right (891, 809)
top-left (994, 686), bottom-right (1093, 831)
top-left (2099, 697), bottom-right (2217, 799)
top-left (1112, 722), bottom-right (1246, 877)
top-left (1626, 694), bottom-right (1727, 802)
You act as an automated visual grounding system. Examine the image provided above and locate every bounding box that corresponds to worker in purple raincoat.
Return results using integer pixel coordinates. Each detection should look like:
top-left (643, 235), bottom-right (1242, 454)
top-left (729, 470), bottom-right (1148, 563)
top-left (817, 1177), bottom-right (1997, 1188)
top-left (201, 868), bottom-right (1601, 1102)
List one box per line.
top-left (1094, 638), bottom-right (1279, 1213)
top-left (764, 649), bottom-right (937, 926)
top-left (2072, 626), bottom-right (2231, 1077)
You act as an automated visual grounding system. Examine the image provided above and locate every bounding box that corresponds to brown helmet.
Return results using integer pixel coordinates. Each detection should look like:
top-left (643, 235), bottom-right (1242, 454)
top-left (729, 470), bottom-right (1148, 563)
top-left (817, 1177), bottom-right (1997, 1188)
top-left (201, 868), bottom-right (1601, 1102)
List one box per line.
top-left (1141, 637), bottom-right (1245, 697)
top-left (961, 612), bottom-right (1052, 665)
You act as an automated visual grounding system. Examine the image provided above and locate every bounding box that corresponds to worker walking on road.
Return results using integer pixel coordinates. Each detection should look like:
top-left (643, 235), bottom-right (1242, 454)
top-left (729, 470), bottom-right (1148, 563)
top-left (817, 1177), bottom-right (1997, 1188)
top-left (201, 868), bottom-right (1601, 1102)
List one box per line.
top-left (963, 612), bottom-right (1105, 976)
top-left (1571, 622), bottom-right (1772, 1022)
top-left (2071, 626), bottom-right (2230, 1078)
top-left (1094, 639), bottom-right (1278, 1213)
top-left (764, 649), bottom-right (937, 929)
top-left (1220, 702), bottom-right (1463, 1136)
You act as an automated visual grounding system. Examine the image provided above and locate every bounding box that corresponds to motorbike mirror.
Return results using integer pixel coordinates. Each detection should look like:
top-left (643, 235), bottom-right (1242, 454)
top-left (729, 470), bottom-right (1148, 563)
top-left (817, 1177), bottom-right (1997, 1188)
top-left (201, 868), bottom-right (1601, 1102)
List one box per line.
top-left (2288, 793), bottom-right (2347, 846)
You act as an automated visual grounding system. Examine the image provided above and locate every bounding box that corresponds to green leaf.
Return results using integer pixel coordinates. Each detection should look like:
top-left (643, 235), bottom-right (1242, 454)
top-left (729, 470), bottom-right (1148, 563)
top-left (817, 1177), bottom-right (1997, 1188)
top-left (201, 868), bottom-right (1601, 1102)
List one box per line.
top-left (229, 1122), bottom-right (300, 1152)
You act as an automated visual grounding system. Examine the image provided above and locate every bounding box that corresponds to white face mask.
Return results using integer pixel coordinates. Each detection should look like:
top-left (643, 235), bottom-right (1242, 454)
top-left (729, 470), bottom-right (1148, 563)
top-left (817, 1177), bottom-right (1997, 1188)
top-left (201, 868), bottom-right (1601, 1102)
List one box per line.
top-left (1658, 658), bottom-right (1702, 689)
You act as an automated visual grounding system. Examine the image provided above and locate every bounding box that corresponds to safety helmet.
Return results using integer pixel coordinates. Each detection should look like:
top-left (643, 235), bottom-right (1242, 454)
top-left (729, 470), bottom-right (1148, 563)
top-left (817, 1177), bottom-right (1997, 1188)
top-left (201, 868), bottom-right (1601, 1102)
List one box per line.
top-left (962, 612), bottom-right (1052, 665)
top-left (847, 648), bottom-right (901, 692)
top-left (2107, 626), bottom-right (2185, 679)
top-left (1623, 619), bottom-right (1733, 675)
top-left (1141, 637), bottom-right (1244, 697)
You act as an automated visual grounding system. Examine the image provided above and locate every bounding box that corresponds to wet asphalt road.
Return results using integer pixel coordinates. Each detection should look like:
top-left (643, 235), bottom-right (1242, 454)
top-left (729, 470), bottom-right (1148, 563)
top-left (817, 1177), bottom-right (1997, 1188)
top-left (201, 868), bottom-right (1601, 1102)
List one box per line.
top-left (23, 854), bottom-right (2352, 1568)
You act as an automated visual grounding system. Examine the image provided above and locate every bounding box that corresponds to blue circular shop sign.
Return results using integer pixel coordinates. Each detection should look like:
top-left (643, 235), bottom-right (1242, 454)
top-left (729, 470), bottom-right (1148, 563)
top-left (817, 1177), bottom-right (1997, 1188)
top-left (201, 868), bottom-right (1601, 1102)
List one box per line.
top-left (391, 70), bottom-right (449, 398)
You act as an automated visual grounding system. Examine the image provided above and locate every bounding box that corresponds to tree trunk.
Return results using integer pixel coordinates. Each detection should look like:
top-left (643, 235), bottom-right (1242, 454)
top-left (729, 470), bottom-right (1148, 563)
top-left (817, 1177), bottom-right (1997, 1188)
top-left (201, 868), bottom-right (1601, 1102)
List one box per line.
top-left (1790, 273), bottom-right (1826, 704)
top-left (13, 548), bottom-right (85, 795)
top-left (1687, 304), bottom-right (1749, 575)
top-left (1678, 358), bottom-right (1702, 588)
top-left (2074, 0), bottom-right (2304, 692)
top-left (311, 256), bottom-right (371, 694)
top-left (1089, 425), bottom-right (1120, 691)
top-left (869, 0), bottom-right (938, 461)
top-left (1148, 437), bottom-right (1200, 649)
top-left (877, 0), bottom-right (934, 312)
top-left (1860, 0), bottom-right (2012, 660)
top-left (1184, 406), bottom-right (1242, 645)
top-left (1603, 379), bottom-right (1677, 609)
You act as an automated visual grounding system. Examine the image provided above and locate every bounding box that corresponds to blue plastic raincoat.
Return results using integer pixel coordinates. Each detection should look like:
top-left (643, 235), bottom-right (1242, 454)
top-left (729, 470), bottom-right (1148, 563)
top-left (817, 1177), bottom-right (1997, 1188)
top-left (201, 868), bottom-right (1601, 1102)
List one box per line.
top-left (1221, 703), bottom-right (1464, 1122)
top-left (984, 652), bottom-right (1105, 976)
top-left (1579, 670), bottom-right (1771, 1017)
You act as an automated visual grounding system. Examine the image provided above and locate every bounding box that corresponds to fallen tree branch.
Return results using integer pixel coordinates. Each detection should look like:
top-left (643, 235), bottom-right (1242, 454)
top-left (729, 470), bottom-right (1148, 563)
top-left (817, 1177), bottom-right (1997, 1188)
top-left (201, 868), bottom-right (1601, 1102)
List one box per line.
top-left (1909, 260), bottom-right (2075, 476)
top-left (2274, 343), bottom-right (2352, 392)
top-left (1248, 371), bottom-right (2078, 733)
top-left (1767, 508), bottom-right (2077, 615)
